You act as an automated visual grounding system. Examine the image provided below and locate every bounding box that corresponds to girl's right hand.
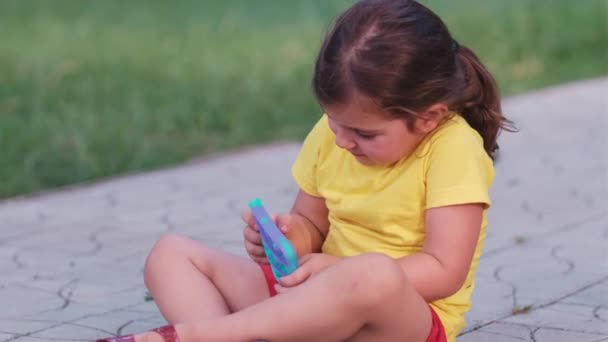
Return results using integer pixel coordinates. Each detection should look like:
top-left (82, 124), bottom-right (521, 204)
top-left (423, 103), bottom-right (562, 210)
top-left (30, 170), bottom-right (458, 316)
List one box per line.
top-left (241, 210), bottom-right (291, 264)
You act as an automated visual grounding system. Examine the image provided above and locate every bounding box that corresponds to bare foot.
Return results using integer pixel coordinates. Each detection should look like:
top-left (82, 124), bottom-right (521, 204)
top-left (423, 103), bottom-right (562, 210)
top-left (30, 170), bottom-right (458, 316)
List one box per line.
top-left (97, 325), bottom-right (180, 342)
top-left (133, 332), bottom-right (165, 342)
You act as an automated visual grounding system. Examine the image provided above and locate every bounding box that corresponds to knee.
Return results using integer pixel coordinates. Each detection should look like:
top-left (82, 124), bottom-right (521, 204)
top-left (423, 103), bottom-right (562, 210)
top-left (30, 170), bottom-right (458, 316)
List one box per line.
top-left (146, 234), bottom-right (188, 260)
top-left (338, 253), bottom-right (409, 308)
top-left (356, 253), bottom-right (407, 293)
top-left (144, 234), bottom-right (193, 281)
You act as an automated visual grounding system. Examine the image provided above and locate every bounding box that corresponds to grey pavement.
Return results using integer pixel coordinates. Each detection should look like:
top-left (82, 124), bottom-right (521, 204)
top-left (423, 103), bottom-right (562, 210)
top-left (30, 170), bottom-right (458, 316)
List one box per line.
top-left (1, 77), bottom-right (607, 341)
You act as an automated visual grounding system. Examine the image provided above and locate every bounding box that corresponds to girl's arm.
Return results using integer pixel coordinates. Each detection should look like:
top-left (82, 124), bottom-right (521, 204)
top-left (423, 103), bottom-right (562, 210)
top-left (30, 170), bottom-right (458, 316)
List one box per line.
top-left (397, 203), bottom-right (484, 302)
top-left (285, 190), bottom-right (330, 257)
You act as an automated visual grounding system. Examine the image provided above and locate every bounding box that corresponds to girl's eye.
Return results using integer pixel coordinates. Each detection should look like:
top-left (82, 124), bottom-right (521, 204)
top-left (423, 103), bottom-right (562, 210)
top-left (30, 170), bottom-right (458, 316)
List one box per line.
top-left (355, 131), bottom-right (376, 140)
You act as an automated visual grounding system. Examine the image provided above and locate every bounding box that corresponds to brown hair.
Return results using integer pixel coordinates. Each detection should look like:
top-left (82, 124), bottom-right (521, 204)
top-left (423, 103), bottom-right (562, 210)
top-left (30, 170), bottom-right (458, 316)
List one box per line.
top-left (312, 0), bottom-right (515, 157)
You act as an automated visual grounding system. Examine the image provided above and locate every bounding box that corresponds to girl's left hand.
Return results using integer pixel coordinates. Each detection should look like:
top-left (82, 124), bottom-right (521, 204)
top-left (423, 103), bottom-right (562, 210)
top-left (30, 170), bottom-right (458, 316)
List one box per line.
top-left (276, 253), bottom-right (341, 293)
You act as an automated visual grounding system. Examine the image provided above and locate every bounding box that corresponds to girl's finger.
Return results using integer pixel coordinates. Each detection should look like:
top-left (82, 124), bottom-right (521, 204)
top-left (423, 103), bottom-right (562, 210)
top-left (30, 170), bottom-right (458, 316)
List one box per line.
top-left (298, 253), bottom-right (314, 266)
top-left (254, 256), bottom-right (268, 264)
top-left (243, 226), bottom-right (262, 245)
top-left (241, 210), bottom-right (258, 231)
top-left (279, 266), bottom-right (310, 287)
top-left (274, 284), bottom-right (288, 294)
top-left (245, 241), bottom-right (266, 257)
top-left (274, 213), bottom-right (291, 232)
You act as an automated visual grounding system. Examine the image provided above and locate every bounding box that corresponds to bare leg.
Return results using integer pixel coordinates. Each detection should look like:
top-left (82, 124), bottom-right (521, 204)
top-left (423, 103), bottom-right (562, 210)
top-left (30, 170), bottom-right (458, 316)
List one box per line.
top-left (140, 253), bottom-right (433, 342)
top-left (143, 234), bottom-right (270, 322)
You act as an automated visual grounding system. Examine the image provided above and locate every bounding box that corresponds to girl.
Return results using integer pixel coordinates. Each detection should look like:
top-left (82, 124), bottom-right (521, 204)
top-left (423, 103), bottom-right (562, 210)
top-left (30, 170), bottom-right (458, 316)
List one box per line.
top-left (98, 0), bottom-right (514, 341)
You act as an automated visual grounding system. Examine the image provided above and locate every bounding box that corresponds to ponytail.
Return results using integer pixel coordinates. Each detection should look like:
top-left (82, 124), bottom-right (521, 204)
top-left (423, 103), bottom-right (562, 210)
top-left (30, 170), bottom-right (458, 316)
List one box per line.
top-left (456, 45), bottom-right (516, 158)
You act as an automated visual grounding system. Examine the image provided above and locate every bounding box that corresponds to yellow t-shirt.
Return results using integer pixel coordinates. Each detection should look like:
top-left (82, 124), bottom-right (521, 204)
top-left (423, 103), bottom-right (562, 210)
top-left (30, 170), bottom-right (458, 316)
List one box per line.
top-left (291, 114), bottom-right (494, 341)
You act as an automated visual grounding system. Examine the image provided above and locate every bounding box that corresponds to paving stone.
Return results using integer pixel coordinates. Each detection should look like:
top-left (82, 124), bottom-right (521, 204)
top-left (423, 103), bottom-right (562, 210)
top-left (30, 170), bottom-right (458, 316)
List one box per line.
top-left (0, 334), bottom-right (17, 342)
top-left (461, 321), bottom-right (608, 342)
top-left (26, 322), bottom-right (116, 341)
top-left (460, 322), bottom-right (533, 341)
top-left (465, 213), bottom-right (608, 332)
top-left (0, 285), bottom-right (65, 320)
top-left (561, 281), bottom-right (608, 307)
top-left (0, 319), bottom-right (61, 338)
top-left (504, 302), bottom-right (608, 334)
top-left (533, 327), bottom-right (608, 342)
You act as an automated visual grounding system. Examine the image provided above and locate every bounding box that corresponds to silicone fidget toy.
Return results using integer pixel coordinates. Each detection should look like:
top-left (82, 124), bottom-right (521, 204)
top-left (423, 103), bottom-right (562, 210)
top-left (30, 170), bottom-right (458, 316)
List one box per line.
top-left (248, 198), bottom-right (299, 280)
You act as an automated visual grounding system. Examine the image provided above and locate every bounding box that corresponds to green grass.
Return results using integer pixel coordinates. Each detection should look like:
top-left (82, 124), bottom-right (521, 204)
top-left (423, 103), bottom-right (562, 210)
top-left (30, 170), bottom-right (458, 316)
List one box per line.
top-left (1, 0), bottom-right (606, 198)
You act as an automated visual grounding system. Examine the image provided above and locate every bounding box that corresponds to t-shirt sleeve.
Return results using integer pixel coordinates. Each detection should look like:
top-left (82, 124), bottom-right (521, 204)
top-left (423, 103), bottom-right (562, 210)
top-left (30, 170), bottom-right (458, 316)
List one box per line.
top-left (291, 115), bottom-right (329, 197)
top-left (425, 127), bottom-right (494, 209)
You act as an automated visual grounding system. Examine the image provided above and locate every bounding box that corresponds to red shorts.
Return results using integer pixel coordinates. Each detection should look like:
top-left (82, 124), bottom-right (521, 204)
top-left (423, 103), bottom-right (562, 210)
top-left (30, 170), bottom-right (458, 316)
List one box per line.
top-left (427, 307), bottom-right (447, 342)
top-left (258, 263), bottom-right (447, 342)
top-left (260, 263), bottom-right (279, 296)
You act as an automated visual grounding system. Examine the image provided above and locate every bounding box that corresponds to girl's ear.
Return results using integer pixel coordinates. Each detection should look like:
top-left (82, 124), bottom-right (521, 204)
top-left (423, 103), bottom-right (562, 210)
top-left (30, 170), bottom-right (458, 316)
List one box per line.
top-left (415, 103), bottom-right (448, 134)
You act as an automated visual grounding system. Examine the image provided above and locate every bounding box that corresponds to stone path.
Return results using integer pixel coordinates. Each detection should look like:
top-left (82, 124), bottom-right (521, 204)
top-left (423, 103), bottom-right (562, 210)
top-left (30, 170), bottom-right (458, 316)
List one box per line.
top-left (0, 77), bottom-right (606, 341)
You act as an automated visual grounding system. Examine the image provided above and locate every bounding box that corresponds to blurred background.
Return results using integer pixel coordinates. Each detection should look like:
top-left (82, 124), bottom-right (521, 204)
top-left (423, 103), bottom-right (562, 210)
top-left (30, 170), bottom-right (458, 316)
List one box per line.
top-left (1, 0), bottom-right (606, 199)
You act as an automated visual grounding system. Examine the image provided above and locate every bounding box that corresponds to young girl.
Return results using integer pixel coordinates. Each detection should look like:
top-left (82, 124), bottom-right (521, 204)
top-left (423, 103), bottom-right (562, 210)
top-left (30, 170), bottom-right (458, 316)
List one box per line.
top-left (98, 0), bottom-right (513, 341)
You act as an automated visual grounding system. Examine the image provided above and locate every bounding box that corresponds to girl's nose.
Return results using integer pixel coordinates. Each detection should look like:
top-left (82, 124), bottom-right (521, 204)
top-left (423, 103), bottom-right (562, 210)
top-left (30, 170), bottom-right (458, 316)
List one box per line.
top-left (335, 130), bottom-right (356, 150)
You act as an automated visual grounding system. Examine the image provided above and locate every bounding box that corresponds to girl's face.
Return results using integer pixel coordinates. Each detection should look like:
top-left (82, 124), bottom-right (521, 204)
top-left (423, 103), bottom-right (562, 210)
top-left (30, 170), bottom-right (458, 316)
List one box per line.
top-left (324, 99), bottom-right (436, 166)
